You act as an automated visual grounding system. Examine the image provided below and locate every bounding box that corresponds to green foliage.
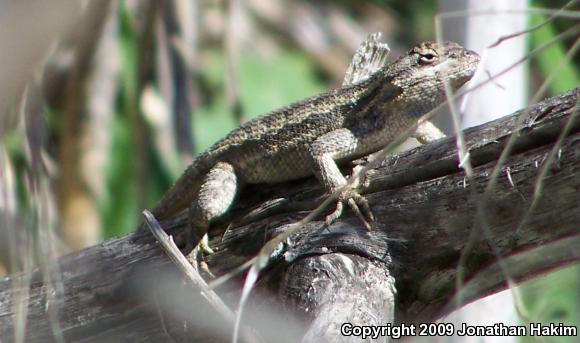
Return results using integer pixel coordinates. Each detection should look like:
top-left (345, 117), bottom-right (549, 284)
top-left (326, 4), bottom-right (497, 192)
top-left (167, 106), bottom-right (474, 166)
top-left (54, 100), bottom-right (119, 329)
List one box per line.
top-left (3, 128), bottom-right (29, 214)
top-left (520, 265), bottom-right (580, 343)
top-left (368, 0), bottom-right (436, 40)
top-left (102, 3), bottom-right (140, 237)
top-left (194, 50), bottom-right (326, 152)
top-left (102, 113), bottom-right (139, 237)
top-left (530, 14), bottom-right (579, 95)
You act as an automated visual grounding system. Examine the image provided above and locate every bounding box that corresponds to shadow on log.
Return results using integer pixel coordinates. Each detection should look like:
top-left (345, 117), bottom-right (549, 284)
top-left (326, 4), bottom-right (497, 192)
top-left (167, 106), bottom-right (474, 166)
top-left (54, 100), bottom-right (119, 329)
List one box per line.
top-left (0, 88), bottom-right (579, 342)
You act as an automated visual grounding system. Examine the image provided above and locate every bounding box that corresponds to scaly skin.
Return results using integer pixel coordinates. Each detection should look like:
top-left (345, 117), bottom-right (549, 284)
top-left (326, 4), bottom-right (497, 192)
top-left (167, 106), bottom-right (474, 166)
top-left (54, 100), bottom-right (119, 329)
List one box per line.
top-left (151, 41), bottom-right (480, 247)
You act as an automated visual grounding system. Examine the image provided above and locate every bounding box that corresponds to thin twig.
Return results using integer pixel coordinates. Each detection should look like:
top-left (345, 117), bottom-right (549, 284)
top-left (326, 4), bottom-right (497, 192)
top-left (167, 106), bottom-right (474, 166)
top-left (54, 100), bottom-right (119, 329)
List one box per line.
top-left (487, 0), bottom-right (578, 48)
top-left (141, 210), bottom-right (264, 343)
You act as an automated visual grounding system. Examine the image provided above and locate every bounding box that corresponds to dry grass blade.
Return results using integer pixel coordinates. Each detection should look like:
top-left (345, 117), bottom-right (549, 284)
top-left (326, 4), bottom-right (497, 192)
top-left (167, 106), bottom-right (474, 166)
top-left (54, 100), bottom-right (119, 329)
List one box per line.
top-left (142, 210), bottom-right (264, 343)
top-left (435, 6), bottom-right (579, 318)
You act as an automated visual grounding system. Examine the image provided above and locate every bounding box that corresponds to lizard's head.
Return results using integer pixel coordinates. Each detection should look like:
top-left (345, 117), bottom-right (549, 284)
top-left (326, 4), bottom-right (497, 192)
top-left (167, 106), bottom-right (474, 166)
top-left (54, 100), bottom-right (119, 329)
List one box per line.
top-left (386, 41), bottom-right (480, 111)
top-left (410, 41), bottom-right (480, 89)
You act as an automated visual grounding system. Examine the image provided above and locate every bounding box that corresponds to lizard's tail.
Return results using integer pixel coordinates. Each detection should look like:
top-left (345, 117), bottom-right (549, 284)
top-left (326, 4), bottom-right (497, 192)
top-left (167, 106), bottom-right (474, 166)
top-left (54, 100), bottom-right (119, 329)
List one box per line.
top-left (150, 155), bottom-right (211, 220)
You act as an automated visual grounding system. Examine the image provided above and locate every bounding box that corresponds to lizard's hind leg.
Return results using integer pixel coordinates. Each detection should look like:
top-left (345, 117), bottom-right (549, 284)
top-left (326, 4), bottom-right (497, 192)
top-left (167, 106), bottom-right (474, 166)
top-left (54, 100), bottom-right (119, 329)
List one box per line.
top-left (188, 162), bottom-right (238, 259)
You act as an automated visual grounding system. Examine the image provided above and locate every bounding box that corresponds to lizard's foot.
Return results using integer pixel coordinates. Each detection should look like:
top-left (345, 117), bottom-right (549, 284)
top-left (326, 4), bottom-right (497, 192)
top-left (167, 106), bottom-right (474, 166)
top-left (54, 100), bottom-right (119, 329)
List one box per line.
top-left (196, 234), bottom-right (215, 277)
top-left (186, 234), bottom-right (216, 278)
top-left (188, 244), bottom-right (216, 278)
top-left (326, 188), bottom-right (375, 230)
top-left (185, 219), bottom-right (215, 276)
top-left (182, 227), bottom-right (214, 254)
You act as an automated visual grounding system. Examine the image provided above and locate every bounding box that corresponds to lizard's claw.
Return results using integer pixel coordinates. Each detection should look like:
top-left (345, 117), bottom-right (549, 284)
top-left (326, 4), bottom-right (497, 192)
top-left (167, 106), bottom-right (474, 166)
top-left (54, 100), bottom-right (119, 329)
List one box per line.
top-left (186, 234), bottom-right (216, 278)
top-left (183, 228), bottom-right (214, 254)
top-left (197, 234), bottom-right (215, 277)
top-left (326, 188), bottom-right (375, 230)
top-left (199, 234), bottom-right (215, 255)
top-left (187, 244), bottom-right (216, 278)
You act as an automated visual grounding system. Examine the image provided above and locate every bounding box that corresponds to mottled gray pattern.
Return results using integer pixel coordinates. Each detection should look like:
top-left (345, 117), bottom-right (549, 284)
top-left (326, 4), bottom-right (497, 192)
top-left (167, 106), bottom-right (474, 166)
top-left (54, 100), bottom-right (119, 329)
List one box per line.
top-left (152, 41), bottom-right (480, 237)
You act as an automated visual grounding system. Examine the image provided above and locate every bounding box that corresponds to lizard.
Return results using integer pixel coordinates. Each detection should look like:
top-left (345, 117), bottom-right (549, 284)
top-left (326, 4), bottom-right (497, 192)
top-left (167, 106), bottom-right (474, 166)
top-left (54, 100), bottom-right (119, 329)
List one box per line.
top-left (150, 39), bottom-right (480, 253)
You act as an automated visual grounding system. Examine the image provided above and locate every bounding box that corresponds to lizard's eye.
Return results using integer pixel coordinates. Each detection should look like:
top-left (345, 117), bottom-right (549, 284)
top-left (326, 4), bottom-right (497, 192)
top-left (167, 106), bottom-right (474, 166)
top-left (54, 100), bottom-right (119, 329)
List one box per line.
top-left (418, 52), bottom-right (437, 65)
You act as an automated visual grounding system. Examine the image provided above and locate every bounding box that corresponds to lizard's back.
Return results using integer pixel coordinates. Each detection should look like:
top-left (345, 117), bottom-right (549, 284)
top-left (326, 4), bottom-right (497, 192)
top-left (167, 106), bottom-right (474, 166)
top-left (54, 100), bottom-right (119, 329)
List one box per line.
top-left (206, 80), bottom-right (379, 183)
top-left (151, 80), bottom-right (376, 219)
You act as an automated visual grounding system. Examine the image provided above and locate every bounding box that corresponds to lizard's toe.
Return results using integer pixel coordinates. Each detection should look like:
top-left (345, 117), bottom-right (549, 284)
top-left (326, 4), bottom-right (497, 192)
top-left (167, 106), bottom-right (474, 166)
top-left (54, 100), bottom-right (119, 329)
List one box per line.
top-left (186, 235), bottom-right (216, 278)
top-left (326, 188), bottom-right (375, 230)
top-left (325, 201), bottom-right (344, 227)
top-left (346, 191), bottom-right (375, 230)
top-left (199, 234), bottom-right (215, 255)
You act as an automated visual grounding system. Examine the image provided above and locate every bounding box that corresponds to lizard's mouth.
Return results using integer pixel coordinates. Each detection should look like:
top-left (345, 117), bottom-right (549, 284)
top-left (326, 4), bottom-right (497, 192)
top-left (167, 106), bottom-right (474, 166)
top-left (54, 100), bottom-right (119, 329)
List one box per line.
top-left (449, 49), bottom-right (481, 88)
top-left (463, 49), bottom-right (481, 78)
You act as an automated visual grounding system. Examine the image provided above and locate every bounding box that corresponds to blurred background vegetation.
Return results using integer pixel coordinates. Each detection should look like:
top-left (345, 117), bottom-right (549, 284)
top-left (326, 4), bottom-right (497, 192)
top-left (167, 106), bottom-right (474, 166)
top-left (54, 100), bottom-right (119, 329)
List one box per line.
top-left (0, 0), bottom-right (577, 341)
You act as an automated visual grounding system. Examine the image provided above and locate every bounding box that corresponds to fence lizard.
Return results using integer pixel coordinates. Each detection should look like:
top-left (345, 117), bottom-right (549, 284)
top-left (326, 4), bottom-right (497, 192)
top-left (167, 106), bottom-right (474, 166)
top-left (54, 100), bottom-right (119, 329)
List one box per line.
top-left (151, 40), bottom-right (480, 252)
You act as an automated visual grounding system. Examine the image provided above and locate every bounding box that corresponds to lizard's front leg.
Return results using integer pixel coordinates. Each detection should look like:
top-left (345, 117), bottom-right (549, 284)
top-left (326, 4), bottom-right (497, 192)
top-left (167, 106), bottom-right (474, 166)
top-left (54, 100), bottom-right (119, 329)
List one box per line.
top-left (189, 162), bottom-right (238, 259)
top-left (309, 128), bottom-right (374, 229)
